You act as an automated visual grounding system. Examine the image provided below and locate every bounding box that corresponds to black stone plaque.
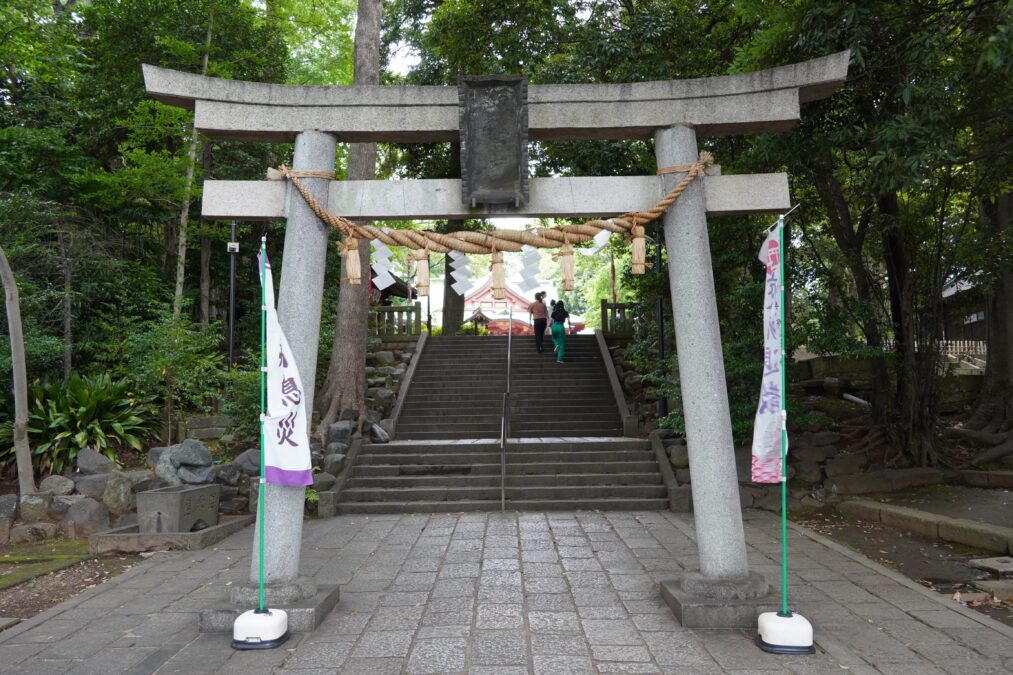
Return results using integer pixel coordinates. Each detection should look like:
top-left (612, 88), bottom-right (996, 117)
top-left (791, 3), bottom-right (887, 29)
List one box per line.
top-left (459, 76), bottom-right (529, 207)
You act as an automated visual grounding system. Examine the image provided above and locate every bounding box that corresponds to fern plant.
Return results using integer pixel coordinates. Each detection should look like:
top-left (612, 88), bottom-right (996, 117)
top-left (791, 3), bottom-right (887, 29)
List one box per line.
top-left (0, 373), bottom-right (159, 474)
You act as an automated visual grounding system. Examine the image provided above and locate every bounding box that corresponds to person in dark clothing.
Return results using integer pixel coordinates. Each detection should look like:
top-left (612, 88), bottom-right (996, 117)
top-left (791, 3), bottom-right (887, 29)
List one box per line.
top-left (527, 292), bottom-right (548, 353)
top-left (549, 300), bottom-right (571, 363)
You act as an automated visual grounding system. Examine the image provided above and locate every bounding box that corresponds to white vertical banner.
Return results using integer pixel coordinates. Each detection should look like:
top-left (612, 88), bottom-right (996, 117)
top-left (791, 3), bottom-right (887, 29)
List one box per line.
top-left (259, 252), bottom-right (313, 487)
top-left (751, 226), bottom-right (786, 484)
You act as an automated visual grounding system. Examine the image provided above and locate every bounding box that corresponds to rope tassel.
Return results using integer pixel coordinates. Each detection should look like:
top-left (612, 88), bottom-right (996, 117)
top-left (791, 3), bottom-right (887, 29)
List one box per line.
top-left (342, 237), bottom-right (361, 285)
top-left (560, 244), bottom-right (575, 291)
top-left (413, 249), bottom-right (430, 296)
top-left (631, 224), bottom-right (646, 275)
top-left (490, 251), bottom-right (505, 300)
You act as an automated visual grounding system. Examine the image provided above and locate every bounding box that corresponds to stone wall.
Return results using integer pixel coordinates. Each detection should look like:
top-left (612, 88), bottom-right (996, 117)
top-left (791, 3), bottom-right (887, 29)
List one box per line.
top-left (653, 429), bottom-right (943, 513)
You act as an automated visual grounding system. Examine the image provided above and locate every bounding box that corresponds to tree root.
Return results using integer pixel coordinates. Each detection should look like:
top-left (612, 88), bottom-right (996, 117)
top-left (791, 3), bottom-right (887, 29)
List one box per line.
top-left (942, 426), bottom-right (1009, 445)
top-left (971, 434), bottom-right (1013, 466)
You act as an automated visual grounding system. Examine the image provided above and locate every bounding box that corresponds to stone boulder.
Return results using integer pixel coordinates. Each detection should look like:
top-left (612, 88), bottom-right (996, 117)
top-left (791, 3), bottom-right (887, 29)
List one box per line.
top-left (122, 470), bottom-right (161, 493)
top-left (179, 465), bottom-right (217, 484)
top-left (825, 453), bottom-right (868, 478)
top-left (793, 460), bottom-right (824, 484)
top-left (76, 447), bottom-right (114, 474)
top-left (216, 463), bottom-right (242, 486)
top-left (327, 421), bottom-right (355, 446)
top-left (370, 423), bottom-right (390, 444)
top-left (147, 446), bottom-right (168, 469)
top-left (74, 473), bottom-right (115, 498)
top-left (101, 473), bottom-right (134, 515)
top-left (19, 493), bottom-right (53, 522)
top-left (166, 439), bottom-right (213, 469)
top-left (11, 523), bottom-right (59, 544)
top-left (48, 495), bottom-right (81, 520)
top-left (366, 387), bottom-right (396, 409)
top-left (792, 445), bottom-right (838, 463)
top-left (379, 419), bottom-right (395, 440)
top-left (154, 453), bottom-right (183, 487)
top-left (339, 408), bottom-right (358, 422)
top-left (219, 497), bottom-right (249, 515)
top-left (39, 474), bottom-right (75, 496)
top-left (62, 498), bottom-right (110, 539)
top-left (371, 350), bottom-right (396, 365)
top-left (325, 441), bottom-right (349, 456)
top-left (235, 448), bottom-right (260, 476)
top-left (312, 472), bottom-right (337, 492)
top-left (666, 441), bottom-right (689, 469)
top-left (323, 453), bottom-right (346, 476)
top-left (0, 493), bottom-right (18, 521)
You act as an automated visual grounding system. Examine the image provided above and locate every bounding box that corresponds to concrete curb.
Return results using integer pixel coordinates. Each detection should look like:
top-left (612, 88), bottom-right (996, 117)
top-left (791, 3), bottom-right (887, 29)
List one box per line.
top-left (783, 514), bottom-right (1013, 641)
top-left (837, 498), bottom-right (1013, 554)
top-left (961, 470), bottom-right (1013, 489)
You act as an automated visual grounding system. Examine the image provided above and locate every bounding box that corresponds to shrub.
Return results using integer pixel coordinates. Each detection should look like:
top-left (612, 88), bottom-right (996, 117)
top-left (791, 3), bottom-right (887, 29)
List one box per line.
top-left (0, 373), bottom-right (159, 474)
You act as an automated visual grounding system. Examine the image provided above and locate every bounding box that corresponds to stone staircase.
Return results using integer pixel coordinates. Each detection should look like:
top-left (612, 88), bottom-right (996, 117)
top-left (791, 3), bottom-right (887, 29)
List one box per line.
top-left (340, 334), bottom-right (665, 513)
top-left (396, 336), bottom-right (507, 440)
top-left (509, 334), bottom-right (623, 437)
top-left (338, 438), bottom-right (667, 513)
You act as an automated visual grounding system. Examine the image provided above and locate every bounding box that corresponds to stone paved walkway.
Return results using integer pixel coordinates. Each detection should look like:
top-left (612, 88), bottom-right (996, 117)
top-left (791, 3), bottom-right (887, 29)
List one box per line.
top-left (1, 509), bottom-right (1011, 674)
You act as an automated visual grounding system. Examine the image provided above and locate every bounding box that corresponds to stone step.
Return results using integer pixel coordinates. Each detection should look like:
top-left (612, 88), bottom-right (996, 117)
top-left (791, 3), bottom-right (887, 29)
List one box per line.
top-left (353, 459), bottom-right (661, 477)
top-left (394, 430), bottom-right (501, 440)
top-left (362, 439), bottom-right (649, 452)
top-left (347, 472), bottom-right (663, 489)
top-left (338, 497), bottom-right (669, 514)
top-left (356, 449), bottom-right (654, 465)
top-left (340, 484), bottom-right (667, 503)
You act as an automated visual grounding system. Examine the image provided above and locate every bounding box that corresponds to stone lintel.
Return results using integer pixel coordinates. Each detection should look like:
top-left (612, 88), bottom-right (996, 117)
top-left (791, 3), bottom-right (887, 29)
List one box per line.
top-left (201, 173), bottom-right (790, 221)
top-left (144, 51), bottom-right (849, 142)
top-left (192, 89), bottom-right (800, 142)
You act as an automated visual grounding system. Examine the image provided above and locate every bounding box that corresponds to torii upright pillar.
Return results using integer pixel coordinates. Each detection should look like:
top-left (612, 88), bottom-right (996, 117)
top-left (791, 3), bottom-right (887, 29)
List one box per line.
top-left (227, 130), bottom-right (340, 628)
top-left (655, 125), bottom-right (769, 627)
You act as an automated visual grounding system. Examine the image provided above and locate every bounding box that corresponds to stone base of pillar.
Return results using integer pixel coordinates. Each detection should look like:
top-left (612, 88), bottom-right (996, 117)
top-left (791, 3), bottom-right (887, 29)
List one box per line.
top-left (660, 572), bottom-right (772, 629)
top-left (228, 576), bottom-right (318, 606)
top-left (198, 582), bottom-right (340, 634)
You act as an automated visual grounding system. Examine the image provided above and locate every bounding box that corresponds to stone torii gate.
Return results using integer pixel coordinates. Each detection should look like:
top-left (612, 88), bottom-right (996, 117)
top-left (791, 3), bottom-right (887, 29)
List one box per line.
top-left (144, 51), bottom-right (849, 629)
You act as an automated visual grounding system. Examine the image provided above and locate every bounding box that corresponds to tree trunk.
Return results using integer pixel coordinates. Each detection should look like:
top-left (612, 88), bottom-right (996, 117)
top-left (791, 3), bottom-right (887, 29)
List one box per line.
top-left (316, 0), bottom-right (382, 435)
top-left (60, 232), bottom-right (73, 380)
top-left (172, 4), bottom-right (215, 318)
top-left (969, 192), bottom-right (1013, 432)
top-left (0, 247), bottom-right (38, 496)
top-left (199, 236), bottom-right (211, 326)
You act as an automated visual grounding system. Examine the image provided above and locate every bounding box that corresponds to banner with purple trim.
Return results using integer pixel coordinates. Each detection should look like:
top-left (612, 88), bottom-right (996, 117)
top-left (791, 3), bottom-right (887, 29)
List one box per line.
top-left (751, 228), bottom-right (786, 484)
top-left (259, 252), bottom-right (313, 487)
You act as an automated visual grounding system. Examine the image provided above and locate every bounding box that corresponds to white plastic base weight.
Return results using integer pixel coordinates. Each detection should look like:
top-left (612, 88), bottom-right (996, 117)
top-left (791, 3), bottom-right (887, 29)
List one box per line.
top-left (232, 608), bottom-right (289, 650)
top-left (756, 610), bottom-right (815, 655)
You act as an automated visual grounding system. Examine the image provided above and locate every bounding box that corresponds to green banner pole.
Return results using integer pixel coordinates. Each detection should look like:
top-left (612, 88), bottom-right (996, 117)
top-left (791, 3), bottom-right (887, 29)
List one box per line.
top-left (777, 215), bottom-right (788, 616)
top-left (258, 236), bottom-right (267, 613)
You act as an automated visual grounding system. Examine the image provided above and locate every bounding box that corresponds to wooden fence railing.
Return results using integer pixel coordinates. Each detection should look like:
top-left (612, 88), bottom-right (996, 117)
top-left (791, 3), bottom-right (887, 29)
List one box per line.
top-left (601, 300), bottom-right (638, 338)
top-left (370, 302), bottom-right (422, 337)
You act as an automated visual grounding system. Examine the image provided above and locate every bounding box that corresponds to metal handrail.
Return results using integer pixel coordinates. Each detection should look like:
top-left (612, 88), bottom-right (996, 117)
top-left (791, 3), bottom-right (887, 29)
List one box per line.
top-left (500, 306), bottom-right (513, 511)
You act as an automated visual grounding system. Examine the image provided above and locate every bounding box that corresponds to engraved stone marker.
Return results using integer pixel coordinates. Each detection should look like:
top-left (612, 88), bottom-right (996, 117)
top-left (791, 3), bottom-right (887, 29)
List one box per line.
top-left (459, 76), bottom-right (529, 207)
top-left (137, 484), bottom-right (220, 533)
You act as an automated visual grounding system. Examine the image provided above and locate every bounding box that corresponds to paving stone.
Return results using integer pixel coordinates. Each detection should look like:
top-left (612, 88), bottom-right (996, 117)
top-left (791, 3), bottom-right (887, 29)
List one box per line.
top-left (351, 631), bottom-right (414, 658)
top-left (533, 654), bottom-right (594, 674)
top-left (471, 631), bottom-right (528, 665)
top-left (581, 618), bottom-right (643, 646)
top-left (282, 640), bottom-right (354, 669)
top-left (476, 603), bottom-right (523, 629)
top-left (528, 611), bottom-right (580, 634)
top-left (336, 657), bottom-right (403, 674)
top-left (366, 605), bottom-right (424, 631)
top-left (406, 637), bottom-right (466, 673)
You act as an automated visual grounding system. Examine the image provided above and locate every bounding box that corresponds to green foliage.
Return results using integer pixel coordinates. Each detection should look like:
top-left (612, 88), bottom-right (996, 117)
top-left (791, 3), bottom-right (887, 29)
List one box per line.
top-left (115, 307), bottom-right (226, 424)
top-left (221, 365), bottom-right (261, 442)
top-left (0, 373), bottom-right (158, 474)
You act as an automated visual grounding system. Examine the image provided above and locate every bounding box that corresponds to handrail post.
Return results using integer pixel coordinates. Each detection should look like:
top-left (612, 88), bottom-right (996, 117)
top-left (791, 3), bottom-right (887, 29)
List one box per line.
top-left (500, 306), bottom-right (512, 511)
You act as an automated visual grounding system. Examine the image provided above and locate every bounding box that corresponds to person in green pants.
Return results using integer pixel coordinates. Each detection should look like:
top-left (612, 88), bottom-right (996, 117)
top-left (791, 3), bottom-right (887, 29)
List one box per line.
top-left (549, 300), bottom-right (571, 363)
